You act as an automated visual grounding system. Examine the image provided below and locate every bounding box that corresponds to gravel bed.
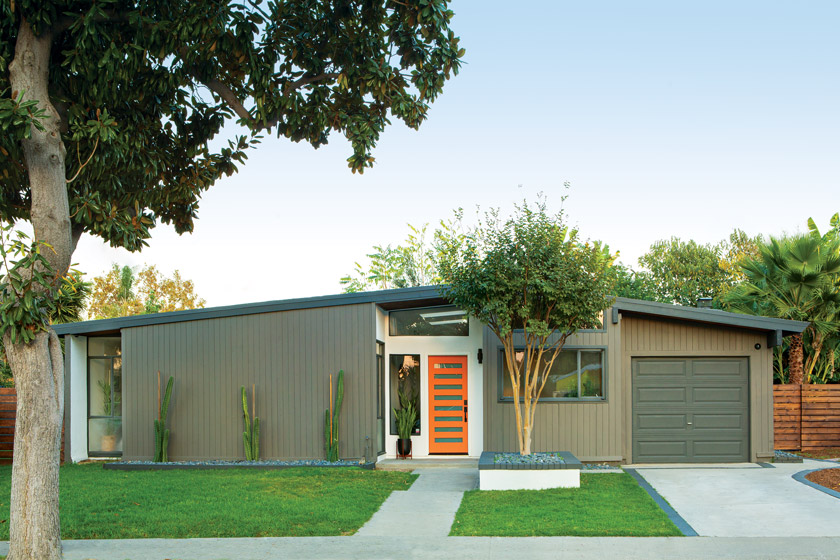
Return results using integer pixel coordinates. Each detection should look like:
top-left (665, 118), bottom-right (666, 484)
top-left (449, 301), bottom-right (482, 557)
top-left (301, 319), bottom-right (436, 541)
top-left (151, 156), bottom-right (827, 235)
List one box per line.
top-left (104, 459), bottom-right (369, 470)
top-left (774, 450), bottom-right (804, 463)
top-left (582, 462), bottom-right (621, 471)
top-left (493, 452), bottom-right (565, 465)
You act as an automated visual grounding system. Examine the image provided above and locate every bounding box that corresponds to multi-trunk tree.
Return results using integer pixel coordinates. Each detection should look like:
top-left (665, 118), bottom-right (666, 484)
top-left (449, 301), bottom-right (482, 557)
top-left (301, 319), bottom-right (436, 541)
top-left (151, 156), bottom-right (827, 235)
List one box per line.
top-left (0, 2), bottom-right (463, 558)
top-left (437, 201), bottom-right (615, 455)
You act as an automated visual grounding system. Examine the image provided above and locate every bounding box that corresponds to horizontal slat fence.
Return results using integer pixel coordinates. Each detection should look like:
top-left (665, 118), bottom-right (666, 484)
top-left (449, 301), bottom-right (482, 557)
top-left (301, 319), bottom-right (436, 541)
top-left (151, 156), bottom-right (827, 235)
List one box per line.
top-left (0, 388), bottom-right (64, 464)
top-left (774, 385), bottom-right (840, 451)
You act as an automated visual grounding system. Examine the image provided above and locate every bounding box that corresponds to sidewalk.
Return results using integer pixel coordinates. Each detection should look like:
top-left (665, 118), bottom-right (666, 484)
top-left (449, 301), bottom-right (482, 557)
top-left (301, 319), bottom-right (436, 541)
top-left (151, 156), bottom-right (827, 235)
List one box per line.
top-left (3, 536), bottom-right (839, 560)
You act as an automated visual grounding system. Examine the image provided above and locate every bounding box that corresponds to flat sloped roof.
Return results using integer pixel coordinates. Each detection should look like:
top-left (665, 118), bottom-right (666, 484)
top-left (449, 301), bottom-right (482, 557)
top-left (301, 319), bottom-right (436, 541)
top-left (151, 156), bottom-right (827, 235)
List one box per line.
top-left (612, 297), bottom-right (809, 337)
top-left (52, 286), bottom-right (810, 337)
top-left (52, 285), bottom-right (446, 336)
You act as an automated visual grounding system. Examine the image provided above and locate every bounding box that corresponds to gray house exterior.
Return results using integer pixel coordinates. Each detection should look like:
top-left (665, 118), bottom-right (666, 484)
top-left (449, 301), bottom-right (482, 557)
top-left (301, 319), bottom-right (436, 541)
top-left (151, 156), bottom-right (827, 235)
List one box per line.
top-left (54, 286), bottom-right (807, 465)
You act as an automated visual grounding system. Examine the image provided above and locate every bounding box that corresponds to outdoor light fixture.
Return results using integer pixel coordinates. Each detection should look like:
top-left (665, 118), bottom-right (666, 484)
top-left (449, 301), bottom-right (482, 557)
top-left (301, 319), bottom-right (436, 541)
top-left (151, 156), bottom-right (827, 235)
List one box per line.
top-left (478, 349), bottom-right (483, 364)
top-left (755, 343), bottom-right (762, 350)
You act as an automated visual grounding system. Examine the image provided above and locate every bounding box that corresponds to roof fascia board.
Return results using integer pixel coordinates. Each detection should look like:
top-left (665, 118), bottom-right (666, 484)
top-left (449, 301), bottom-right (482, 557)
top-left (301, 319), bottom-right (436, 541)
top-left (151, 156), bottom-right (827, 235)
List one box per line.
top-left (53, 285), bottom-right (445, 336)
top-left (613, 297), bottom-right (809, 335)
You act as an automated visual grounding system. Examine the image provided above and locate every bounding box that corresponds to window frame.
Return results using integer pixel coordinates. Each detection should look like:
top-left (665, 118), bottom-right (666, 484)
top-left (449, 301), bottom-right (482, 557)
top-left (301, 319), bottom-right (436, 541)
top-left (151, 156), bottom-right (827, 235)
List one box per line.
top-left (388, 305), bottom-right (470, 337)
top-left (87, 336), bottom-right (123, 457)
top-left (389, 353), bottom-right (422, 436)
top-left (497, 345), bottom-right (608, 403)
top-left (375, 341), bottom-right (385, 455)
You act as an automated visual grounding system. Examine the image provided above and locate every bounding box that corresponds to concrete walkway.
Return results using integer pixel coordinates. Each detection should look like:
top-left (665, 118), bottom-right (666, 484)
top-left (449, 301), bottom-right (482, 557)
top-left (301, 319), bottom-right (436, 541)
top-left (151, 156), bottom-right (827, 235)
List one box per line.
top-left (354, 467), bottom-right (477, 536)
top-left (3, 536), bottom-right (840, 559)
top-left (635, 460), bottom-right (840, 537)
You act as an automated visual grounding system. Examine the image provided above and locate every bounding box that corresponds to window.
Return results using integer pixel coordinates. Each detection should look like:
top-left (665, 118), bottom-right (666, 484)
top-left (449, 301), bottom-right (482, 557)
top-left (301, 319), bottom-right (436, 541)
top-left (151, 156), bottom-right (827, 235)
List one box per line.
top-left (500, 348), bottom-right (605, 401)
top-left (389, 354), bottom-right (421, 435)
top-left (389, 306), bottom-right (469, 336)
top-left (376, 341), bottom-right (385, 454)
top-left (88, 337), bottom-right (123, 456)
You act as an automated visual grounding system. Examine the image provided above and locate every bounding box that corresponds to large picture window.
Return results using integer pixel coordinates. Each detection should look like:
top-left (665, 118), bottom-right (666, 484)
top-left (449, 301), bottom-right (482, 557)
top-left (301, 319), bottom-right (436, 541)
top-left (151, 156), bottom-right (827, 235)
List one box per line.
top-left (389, 306), bottom-right (469, 336)
top-left (500, 348), bottom-right (605, 401)
top-left (389, 354), bottom-right (421, 435)
top-left (88, 337), bottom-right (123, 456)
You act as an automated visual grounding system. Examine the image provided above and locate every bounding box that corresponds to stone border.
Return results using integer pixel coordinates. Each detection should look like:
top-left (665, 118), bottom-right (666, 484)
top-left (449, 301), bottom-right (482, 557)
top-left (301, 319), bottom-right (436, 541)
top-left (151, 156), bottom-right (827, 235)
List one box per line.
top-left (478, 451), bottom-right (582, 470)
top-left (792, 468), bottom-right (840, 500)
top-left (104, 461), bottom-right (376, 471)
top-left (624, 468), bottom-right (698, 537)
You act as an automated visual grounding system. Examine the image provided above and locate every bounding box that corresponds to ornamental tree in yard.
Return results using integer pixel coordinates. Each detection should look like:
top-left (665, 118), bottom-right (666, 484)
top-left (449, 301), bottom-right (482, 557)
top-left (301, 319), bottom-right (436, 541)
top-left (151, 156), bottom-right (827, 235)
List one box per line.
top-left (437, 201), bottom-right (615, 455)
top-left (0, 2), bottom-right (462, 558)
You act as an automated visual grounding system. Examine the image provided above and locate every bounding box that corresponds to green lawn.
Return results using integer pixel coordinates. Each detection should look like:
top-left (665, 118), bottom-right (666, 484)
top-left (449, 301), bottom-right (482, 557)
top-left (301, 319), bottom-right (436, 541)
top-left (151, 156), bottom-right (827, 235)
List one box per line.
top-left (0, 464), bottom-right (416, 539)
top-left (450, 473), bottom-right (681, 537)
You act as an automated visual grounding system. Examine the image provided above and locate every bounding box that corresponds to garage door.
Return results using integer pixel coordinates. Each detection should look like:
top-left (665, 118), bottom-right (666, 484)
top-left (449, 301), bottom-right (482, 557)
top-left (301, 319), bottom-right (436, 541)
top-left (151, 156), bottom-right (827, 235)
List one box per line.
top-left (632, 358), bottom-right (749, 463)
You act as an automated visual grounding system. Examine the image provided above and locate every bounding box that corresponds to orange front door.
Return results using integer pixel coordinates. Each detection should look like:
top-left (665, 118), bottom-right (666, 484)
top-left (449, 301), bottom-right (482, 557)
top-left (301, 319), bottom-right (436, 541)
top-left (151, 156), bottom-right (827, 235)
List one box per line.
top-left (428, 355), bottom-right (468, 454)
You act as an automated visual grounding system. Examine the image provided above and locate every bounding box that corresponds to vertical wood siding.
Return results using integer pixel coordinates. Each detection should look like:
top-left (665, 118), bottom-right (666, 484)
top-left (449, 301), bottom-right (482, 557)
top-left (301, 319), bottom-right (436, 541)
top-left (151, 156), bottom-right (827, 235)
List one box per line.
top-left (482, 310), bottom-right (775, 463)
top-left (482, 322), bottom-right (622, 461)
top-left (621, 315), bottom-right (773, 462)
top-left (122, 303), bottom-right (376, 461)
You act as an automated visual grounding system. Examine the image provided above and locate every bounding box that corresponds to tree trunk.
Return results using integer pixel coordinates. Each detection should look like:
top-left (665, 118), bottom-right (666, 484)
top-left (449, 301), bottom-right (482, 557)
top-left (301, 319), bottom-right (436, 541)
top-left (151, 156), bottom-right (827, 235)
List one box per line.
top-left (788, 333), bottom-right (804, 385)
top-left (3, 332), bottom-right (64, 560)
top-left (7, 17), bottom-right (71, 560)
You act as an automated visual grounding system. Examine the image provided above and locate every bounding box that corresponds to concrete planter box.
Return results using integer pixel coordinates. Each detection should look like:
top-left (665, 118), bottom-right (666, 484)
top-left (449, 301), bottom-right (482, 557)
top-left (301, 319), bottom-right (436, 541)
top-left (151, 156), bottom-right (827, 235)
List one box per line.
top-left (478, 451), bottom-right (581, 490)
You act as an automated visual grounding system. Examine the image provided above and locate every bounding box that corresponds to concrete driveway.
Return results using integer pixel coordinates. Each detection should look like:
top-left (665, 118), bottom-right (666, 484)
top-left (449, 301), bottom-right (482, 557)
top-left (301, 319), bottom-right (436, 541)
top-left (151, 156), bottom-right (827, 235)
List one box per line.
top-left (634, 460), bottom-right (840, 537)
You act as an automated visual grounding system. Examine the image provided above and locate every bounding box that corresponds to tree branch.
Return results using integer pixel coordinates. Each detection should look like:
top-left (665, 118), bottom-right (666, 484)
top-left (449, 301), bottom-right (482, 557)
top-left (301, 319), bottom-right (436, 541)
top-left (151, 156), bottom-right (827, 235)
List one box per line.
top-left (204, 78), bottom-right (253, 124)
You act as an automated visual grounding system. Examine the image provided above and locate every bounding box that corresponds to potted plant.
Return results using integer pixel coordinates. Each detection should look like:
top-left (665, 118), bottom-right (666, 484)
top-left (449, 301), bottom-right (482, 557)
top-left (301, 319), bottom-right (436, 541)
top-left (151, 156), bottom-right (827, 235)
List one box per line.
top-left (97, 379), bottom-right (122, 453)
top-left (100, 418), bottom-right (122, 452)
top-left (394, 388), bottom-right (417, 458)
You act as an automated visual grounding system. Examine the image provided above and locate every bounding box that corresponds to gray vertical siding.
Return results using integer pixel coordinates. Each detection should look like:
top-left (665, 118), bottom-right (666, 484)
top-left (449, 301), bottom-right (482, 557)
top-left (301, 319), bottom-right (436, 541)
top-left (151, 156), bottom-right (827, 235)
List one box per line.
top-left (620, 315), bottom-right (774, 462)
top-left (122, 303), bottom-right (376, 461)
top-left (482, 321), bottom-right (622, 461)
top-left (482, 309), bottom-right (775, 463)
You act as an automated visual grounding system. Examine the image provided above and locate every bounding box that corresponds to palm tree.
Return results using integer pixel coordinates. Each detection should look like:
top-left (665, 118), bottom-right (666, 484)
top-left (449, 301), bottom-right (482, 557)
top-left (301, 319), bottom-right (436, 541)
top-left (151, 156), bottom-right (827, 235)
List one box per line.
top-left (724, 234), bottom-right (840, 384)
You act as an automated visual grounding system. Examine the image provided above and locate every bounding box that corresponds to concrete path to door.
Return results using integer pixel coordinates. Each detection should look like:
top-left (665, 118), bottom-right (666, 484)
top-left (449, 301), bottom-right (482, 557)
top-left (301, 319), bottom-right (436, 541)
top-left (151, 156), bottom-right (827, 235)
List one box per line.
top-left (634, 459), bottom-right (840, 537)
top-left (354, 467), bottom-right (477, 537)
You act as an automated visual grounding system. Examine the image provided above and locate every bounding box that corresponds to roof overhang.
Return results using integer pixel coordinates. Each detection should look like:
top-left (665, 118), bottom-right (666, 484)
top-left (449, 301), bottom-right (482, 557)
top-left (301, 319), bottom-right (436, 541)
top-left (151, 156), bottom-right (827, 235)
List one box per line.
top-left (53, 285), bottom-right (448, 337)
top-left (611, 297), bottom-right (809, 347)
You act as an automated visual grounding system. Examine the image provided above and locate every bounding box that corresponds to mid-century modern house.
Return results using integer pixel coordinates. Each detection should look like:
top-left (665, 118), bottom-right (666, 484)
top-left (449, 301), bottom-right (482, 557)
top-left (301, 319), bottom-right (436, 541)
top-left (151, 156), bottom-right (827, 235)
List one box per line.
top-left (52, 286), bottom-right (808, 465)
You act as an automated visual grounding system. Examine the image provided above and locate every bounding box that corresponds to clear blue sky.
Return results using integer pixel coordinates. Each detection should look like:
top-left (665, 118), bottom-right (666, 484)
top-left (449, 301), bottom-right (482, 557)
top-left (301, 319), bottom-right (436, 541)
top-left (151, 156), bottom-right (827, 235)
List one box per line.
top-left (73, 0), bottom-right (840, 307)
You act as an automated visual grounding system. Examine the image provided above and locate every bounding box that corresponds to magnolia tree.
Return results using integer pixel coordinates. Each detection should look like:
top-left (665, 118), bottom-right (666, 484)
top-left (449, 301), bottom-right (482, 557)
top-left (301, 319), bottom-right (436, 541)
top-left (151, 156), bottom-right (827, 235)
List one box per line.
top-left (0, 2), bottom-right (462, 558)
top-left (437, 201), bottom-right (615, 455)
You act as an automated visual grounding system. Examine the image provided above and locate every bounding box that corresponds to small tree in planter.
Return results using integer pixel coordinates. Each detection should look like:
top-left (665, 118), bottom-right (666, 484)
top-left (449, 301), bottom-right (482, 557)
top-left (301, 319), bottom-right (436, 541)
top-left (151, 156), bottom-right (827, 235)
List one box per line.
top-left (438, 200), bottom-right (615, 455)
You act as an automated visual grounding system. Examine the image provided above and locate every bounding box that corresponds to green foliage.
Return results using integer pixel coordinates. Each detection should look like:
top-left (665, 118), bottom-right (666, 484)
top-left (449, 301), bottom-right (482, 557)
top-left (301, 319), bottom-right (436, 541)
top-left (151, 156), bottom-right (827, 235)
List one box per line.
top-left (154, 375), bottom-right (174, 463)
top-left (637, 237), bottom-right (733, 307)
top-left (1, 1), bottom-right (464, 248)
top-left (437, 199), bottom-right (615, 453)
top-left (341, 221), bottom-right (461, 292)
top-left (241, 386), bottom-right (259, 461)
top-left (609, 263), bottom-right (663, 302)
top-left (724, 225), bottom-right (840, 383)
top-left (325, 370), bottom-right (344, 462)
top-left (438, 200), bottom-right (615, 339)
top-left (0, 224), bottom-right (86, 344)
top-left (393, 388), bottom-right (418, 440)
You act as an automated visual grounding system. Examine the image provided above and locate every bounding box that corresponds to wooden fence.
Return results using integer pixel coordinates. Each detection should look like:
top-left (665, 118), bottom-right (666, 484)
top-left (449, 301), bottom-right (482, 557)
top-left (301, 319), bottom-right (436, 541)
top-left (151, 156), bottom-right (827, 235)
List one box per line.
top-left (774, 384), bottom-right (840, 451)
top-left (0, 388), bottom-right (64, 463)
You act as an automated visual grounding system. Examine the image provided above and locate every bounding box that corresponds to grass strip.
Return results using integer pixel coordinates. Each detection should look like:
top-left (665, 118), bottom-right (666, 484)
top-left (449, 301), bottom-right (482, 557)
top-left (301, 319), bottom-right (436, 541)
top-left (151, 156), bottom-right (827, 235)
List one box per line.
top-left (0, 463), bottom-right (416, 539)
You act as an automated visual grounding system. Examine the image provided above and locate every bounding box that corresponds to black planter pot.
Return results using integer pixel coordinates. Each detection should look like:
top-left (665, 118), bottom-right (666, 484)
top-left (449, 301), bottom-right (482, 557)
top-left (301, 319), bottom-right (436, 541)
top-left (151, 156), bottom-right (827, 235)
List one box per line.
top-left (396, 438), bottom-right (412, 458)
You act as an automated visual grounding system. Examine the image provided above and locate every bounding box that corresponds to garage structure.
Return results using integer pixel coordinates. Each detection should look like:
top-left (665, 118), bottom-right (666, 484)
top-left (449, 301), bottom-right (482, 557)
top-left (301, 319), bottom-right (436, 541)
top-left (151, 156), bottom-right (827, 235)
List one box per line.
top-left (632, 357), bottom-right (750, 463)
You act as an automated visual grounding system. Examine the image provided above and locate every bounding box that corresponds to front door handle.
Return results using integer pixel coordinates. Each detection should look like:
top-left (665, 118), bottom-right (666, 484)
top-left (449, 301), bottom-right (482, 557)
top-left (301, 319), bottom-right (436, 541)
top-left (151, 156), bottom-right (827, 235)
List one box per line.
top-left (464, 399), bottom-right (468, 422)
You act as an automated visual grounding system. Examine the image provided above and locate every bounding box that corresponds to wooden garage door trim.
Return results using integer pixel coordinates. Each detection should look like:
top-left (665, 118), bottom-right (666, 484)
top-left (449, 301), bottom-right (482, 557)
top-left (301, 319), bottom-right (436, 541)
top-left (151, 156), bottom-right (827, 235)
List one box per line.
top-left (632, 357), bottom-right (750, 463)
